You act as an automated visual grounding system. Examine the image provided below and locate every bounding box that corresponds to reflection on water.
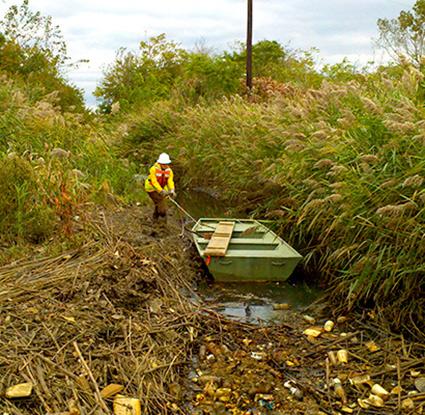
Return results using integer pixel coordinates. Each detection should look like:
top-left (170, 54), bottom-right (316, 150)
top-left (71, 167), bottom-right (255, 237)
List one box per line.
top-left (177, 189), bottom-right (321, 324)
top-left (193, 278), bottom-right (321, 324)
top-left (173, 189), bottom-right (240, 224)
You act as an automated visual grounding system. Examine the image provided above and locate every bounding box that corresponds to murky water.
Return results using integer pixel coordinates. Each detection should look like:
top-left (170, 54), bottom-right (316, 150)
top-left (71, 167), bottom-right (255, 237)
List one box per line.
top-left (177, 189), bottom-right (322, 324)
top-left (193, 279), bottom-right (321, 324)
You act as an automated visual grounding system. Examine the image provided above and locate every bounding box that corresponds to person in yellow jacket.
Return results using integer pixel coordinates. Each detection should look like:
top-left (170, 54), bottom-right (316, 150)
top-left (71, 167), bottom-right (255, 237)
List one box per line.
top-left (145, 153), bottom-right (176, 221)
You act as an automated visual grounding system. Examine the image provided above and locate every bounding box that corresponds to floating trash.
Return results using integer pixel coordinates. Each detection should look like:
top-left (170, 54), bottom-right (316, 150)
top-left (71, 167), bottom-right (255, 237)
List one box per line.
top-left (333, 378), bottom-right (347, 404)
top-left (303, 315), bottom-right (316, 324)
top-left (337, 349), bottom-right (348, 364)
top-left (371, 383), bottom-right (389, 399)
top-left (324, 320), bottom-right (334, 332)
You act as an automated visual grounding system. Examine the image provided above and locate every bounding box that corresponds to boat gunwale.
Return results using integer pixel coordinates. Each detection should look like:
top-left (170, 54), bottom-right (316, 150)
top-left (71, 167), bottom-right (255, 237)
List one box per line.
top-left (192, 218), bottom-right (302, 259)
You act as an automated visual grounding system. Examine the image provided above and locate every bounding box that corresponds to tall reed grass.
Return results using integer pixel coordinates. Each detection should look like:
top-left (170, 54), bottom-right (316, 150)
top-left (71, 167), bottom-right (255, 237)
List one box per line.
top-left (0, 75), bottom-right (143, 254)
top-left (120, 69), bottom-right (425, 333)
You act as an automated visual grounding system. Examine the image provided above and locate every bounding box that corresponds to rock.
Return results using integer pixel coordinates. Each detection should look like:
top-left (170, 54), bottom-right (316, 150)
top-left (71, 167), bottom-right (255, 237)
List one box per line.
top-left (363, 393), bottom-right (384, 407)
top-left (215, 387), bottom-right (232, 402)
top-left (303, 327), bottom-right (323, 337)
top-left (365, 340), bottom-right (380, 352)
top-left (149, 299), bottom-right (162, 314)
top-left (371, 384), bottom-right (389, 400)
top-left (324, 320), bottom-right (334, 332)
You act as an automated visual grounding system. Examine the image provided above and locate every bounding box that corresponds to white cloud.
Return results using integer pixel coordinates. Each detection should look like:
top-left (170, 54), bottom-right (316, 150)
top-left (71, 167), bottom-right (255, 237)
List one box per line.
top-left (0, 0), bottom-right (417, 106)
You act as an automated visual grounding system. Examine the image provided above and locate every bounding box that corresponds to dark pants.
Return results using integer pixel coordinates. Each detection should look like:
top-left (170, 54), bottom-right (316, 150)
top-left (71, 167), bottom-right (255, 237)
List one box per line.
top-left (147, 191), bottom-right (167, 220)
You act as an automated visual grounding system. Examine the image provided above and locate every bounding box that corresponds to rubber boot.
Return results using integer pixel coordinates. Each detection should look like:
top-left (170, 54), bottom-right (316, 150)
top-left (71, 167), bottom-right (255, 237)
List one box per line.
top-left (152, 208), bottom-right (159, 221)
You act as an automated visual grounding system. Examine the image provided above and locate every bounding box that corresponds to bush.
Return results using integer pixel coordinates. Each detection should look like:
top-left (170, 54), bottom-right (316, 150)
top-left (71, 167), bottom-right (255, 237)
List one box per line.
top-left (0, 155), bottom-right (54, 243)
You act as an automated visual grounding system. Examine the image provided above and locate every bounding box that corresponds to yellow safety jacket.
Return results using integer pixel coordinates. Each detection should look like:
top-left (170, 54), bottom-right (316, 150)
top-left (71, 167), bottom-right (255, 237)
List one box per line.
top-left (145, 163), bottom-right (175, 193)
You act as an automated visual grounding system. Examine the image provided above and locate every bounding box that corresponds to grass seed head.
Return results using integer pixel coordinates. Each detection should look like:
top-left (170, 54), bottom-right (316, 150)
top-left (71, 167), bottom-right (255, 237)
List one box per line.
top-left (361, 97), bottom-right (381, 115)
top-left (324, 193), bottom-right (343, 203)
top-left (359, 154), bottom-right (379, 164)
top-left (303, 179), bottom-right (319, 188)
top-left (402, 175), bottom-right (424, 188)
top-left (305, 198), bottom-right (326, 210)
top-left (313, 159), bottom-right (335, 169)
top-left (376, 202), bottom-right (416, 217)
top-left (380, 179), bottom-right (398, 189)
top-left (382, 77), bottom-right (394, 91)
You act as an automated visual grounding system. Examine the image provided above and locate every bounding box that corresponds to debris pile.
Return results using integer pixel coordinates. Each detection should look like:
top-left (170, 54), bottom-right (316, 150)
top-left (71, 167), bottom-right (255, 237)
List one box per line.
top-left (0, 207), bottom-right (424, 415)
top-left (0, 208), bottom-right (202, 415)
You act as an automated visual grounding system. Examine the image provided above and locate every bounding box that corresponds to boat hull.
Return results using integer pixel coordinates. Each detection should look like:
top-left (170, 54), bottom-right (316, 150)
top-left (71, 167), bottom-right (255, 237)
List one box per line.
top-left (191, 218), bottom-right (302, 282)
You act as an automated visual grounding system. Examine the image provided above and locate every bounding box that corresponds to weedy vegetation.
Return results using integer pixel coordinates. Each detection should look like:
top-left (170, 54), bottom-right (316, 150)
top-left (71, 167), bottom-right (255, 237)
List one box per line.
top-left (119, 68), bottom-right (425, 336)
top-left (2, 0), bottom-right (425, 337)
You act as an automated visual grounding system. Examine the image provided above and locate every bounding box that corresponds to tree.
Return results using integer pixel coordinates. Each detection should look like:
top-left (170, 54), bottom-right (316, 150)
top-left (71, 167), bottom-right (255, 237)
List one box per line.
top-left (95, 34), bottom-right (187, 111)
top-left (175, 51), bottom-right (242, 104)
top-left (376, 0), bottom-right (425, 65)
top-left (0, 0), bottom-right (67, 66)
top-left (0, 0), bottom-right (85, 111)
top-left (226, 40), bottom-right (322, 88)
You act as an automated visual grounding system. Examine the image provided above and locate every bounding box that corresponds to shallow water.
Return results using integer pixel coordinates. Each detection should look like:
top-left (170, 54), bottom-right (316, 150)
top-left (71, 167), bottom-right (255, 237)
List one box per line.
top-left (178, 189), bottom-right (322, 324)
top-left (193, 278), bottom-right (320, 324)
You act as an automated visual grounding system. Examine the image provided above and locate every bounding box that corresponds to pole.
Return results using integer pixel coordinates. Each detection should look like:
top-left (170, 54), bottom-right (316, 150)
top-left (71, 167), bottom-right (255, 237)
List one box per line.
top-left (246, 0), bottom-right (253, 92)
top-left (168, 197), bottom-right (198, 223)
top-left (168, 197), bottom-right (216, 229)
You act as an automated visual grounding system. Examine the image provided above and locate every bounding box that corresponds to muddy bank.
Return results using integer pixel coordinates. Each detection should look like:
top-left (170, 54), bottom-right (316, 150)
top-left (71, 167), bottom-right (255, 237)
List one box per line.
top-left (0, 205), bottom-right (424, 415)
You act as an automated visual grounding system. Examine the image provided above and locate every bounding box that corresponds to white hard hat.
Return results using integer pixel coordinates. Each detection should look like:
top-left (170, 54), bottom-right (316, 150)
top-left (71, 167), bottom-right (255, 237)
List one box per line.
top-left (157, 153), bottom-right (171, 164)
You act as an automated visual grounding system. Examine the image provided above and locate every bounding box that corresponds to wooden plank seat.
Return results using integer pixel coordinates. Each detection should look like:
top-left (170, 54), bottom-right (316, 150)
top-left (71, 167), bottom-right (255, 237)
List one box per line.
top-left (203, 221), bottom-right (235, 257)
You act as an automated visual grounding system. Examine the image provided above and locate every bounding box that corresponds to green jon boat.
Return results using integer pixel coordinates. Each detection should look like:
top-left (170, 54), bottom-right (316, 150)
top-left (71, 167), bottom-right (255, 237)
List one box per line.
top-left (191, 218), bottom-right (303, 282)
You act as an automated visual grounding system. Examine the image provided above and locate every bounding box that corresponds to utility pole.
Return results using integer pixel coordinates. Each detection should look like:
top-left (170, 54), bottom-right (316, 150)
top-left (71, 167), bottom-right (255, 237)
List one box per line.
top-left (246, 0), bottom-right (253, 92)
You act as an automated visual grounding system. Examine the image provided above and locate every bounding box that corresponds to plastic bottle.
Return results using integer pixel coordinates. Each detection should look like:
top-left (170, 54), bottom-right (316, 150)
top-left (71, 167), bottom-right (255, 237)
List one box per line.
top-left (327, 351), bottom-right (337, 365)
top-left (303, 315), bottom-right (316, 325)
top-left (337, 349), bottom-right (348, 364)
top-left (324, 320), bottom-right (335, 332)
top-left (333, 378), bottom-right (347, 404)
top-left (289, 386), bottom-right (303, 400)
top-left (284, 381), bottom-right (303, 400)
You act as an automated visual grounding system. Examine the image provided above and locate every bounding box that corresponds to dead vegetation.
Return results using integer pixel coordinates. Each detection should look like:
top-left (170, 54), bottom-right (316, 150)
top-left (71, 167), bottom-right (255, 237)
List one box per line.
top-left (0, 206), bottom-right (424, 415)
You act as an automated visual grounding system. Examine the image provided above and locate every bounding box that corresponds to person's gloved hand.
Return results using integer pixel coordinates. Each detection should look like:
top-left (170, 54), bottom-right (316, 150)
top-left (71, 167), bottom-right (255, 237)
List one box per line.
top-left (160, 190), bottom-right (168, 197)
top-left (169, 189), bottom-right (176, 198)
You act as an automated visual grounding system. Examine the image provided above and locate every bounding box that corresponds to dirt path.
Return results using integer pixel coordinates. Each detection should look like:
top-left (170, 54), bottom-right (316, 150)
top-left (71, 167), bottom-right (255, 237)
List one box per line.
top-left (0, 204), bottom-right (424, 415)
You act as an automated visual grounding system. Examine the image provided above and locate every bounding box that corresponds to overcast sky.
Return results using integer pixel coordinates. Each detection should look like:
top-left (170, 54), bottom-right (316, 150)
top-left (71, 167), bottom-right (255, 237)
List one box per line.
top-left (0, 0), bottom-right (417, 106)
